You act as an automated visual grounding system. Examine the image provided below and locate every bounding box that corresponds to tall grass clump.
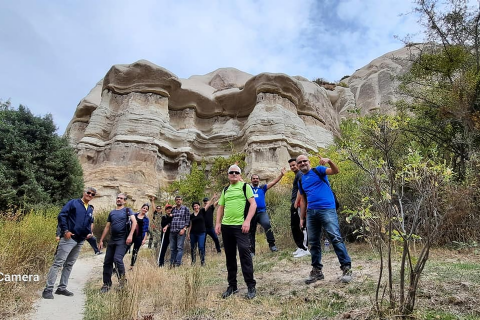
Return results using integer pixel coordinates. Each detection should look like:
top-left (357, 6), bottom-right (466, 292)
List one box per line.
top-left (0, 207), bottom-right (58, 318)
top-left (265, 185), bottom-right (295, 249)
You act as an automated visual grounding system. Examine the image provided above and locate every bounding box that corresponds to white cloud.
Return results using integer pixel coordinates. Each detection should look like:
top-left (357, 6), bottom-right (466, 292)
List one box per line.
top-left (0, 0), bottom-right (425, 133)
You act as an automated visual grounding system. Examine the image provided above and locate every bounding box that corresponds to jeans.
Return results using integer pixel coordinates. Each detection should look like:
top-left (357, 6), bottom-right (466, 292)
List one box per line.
top-left (222, 225), bottom-right (256, 288)
top-left (249, 210), bottom-right (276, 254)
top-left (86, 236), bottom-right (100, 254)
top-left (291, 203), bottom-right (308, 250)
top-left (169, 231), bottom-right (186, 266)
top-left (204, 227), bottom-right (221, 252)
top-left (306, 208), bottom-right (351, 270)
top-left (103, 242), bottom-right (128, 286)
top-left (45, 238), bottom-right (84, 291)
top-left (190, 233), bottom-right (206, 264)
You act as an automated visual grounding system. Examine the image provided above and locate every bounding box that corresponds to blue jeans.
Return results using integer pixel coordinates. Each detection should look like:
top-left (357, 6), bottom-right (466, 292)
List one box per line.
top-left (307, 208), bottom-right (351, 270)
top-left (205, 227), bottom-right (221, 252)
top-left (249, 210), bottom-right (276, 254)
top-left (169, 232), bottom-right (186, 266)
top-left (190, 233), bottom-right (206, 264)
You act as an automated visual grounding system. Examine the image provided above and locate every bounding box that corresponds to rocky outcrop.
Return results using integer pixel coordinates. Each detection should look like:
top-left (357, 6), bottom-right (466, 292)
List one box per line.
top-left (345, 46), bottom-right (416, 114)
top-left (66, 46), bottom-right (414, 209)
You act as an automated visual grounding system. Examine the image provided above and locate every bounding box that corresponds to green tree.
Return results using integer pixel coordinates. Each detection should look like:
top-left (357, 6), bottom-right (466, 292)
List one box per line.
top-left (0, 101), bottom-right (84, 211)
top-left (167, 161), bottom-right (209, 204)
top-left (398, 0), bottom-right (480, 179)
top-left (339, 114), bottom-right (452, 317)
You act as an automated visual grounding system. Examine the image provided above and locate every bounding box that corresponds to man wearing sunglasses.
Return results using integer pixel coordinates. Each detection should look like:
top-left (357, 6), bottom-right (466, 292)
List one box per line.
top-left (216, 165), bottom-right (257, 299)
top-left (296, 155), bottom-right (352, 284)
top-left (42, 187), bottom-right (97, 299)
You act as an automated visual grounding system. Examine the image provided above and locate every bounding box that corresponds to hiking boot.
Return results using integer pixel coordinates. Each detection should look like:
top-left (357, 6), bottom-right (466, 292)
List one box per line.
top-left (246, 286), bottom-right (256, 299)
top-left (305, 267), bottom-right (324, 284)
top-left (221, 286), bottom-right (238, 299)
top-left (340, 266), bottom-right (352, 283)
top-left (42, 289), bottom-right (54, 299)
top-left (55, 288), bottom-right (74, 296)
top-left (95, 251), bottom-right (103, 255)
top-left (270, 245), bottom-right (278, 252)
top-left (100, 284), bottom-right (111, 293)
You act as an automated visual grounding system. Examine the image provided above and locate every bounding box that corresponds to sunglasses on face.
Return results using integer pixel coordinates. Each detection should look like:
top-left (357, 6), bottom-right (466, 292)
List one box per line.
top-left (297, 160), bottom-right (309, 164)
top-left (228, 171), bottom-right (240, 175)
top-left (86, 191), bottom-right (96, 196)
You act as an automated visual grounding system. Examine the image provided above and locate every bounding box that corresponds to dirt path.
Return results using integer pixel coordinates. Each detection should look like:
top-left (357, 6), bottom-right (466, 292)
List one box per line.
top-left (19, 254), bottom-right (103, 320)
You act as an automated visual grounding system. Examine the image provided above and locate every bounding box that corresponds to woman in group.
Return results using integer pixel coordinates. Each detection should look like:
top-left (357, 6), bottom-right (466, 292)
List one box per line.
top-left (188, 201), bottom-right (206, 266)
top-left (129, 203), bottom-right (150, 270)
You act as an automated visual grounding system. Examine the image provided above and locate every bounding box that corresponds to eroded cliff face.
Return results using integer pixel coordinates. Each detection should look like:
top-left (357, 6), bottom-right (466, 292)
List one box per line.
top-left (66, 47), bottom-right (413, 209)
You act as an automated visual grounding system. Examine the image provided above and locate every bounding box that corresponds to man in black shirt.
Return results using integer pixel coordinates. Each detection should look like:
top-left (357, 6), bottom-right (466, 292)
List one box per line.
top-left (201, 194), bottom-right (221, 253)
top-left (99, 193), bottom-right (137, 292)
top-left (288, 158), bottom-right (309, 258)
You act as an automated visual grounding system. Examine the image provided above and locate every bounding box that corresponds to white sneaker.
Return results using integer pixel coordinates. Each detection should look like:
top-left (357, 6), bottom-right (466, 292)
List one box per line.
top-left (293, 249), bottom-right (310, 258)
top-left (292, 248), bottom-right (302, 255)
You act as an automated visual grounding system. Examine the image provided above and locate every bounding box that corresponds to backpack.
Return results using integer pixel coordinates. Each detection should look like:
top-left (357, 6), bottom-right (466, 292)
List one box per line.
top-left (299, 168), bottom-right (340, 210)
top-left (223, 182), bottom-right (250, 219)
top-left (125, 207), bottom-right (133, 236)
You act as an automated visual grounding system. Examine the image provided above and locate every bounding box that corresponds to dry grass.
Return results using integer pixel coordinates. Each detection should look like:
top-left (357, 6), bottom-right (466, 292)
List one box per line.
top-left (84, 241), bottom-right (480, 320)
top-left (0, 210), bottom-right (58, 318)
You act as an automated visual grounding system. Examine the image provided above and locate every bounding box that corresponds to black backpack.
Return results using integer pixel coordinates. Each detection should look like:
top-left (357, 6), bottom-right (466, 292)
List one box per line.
top-left (223, 182), bottom-right (250, 219)
top-left (299, 168), bottom-right (340, 210)
top-left (125, 207), bottom-right (133, 236)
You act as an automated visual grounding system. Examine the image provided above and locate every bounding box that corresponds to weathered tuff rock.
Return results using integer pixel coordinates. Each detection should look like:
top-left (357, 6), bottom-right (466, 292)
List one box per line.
top-left (66, 47), bottom-right (413, 209)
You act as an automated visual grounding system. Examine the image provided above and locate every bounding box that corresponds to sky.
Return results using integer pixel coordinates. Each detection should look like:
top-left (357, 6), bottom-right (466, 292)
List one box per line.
top-left (0, 0), bottom-right (424, 134)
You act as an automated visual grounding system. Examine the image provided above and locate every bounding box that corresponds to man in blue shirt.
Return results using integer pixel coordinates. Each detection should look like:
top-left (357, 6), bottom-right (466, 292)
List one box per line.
top-left (249, 168), bottom-right (285, 255)
top-left (42, 187), bottom-right (96, 299)
top-left (297, 154), bottom-right (352, 284)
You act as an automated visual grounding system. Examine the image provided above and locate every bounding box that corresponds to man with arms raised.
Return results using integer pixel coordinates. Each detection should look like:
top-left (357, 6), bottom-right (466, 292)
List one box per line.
top-left (99, 193), bottom-right (137, 292)
top-left (42, 187), bottom-right (97, 299)
top-left (216, 164), bottom-right (257, 299)
top-left (249, 168), bottom-right (285, 255)
top-left (288, 158), bottom-right (309, 258)
top-left (297, 155), bottom-right (352, 284)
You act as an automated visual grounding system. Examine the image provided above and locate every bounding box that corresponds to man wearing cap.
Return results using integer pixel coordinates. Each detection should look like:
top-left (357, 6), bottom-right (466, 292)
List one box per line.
top-left (201, 193), bottom-right (221, 253)
top-left (216, 164), bottom-right (257, 299)
top-left (249, 168), bottom-right (286, 255)
top-left (168, 196), bottom-right (190, 267)
top-left (42, 187), bottom-right (97, 299)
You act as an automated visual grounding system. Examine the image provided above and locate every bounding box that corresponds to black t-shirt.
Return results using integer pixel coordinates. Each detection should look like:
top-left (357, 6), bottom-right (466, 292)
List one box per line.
top-left (190, 211), bottom-right (206, 235)
top-left (292, 171), bottom-right (304, 203)
top-left (134, 214), bottom-right (144, 238)
top-left (200, 205), bottom-right (215, 228)
top-left (107, 208), bottom-right (133, 244)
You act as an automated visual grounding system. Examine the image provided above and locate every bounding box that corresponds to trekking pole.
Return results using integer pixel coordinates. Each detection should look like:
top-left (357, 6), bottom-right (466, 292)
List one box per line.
top-left (157, 232), bottom-right (165, 266)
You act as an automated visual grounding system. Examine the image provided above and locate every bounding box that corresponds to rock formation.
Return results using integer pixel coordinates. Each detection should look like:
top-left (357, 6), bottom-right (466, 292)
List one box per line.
top-left (66, 46), bottom-right (414, 209)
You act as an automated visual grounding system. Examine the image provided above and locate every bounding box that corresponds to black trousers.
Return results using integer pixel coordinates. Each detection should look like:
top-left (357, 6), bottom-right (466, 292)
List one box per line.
top-left (291, 203), bottom-right (308, 250)
top-left (221, 225), bottom-right (256, 288)
top-left (158, 231), bottom-right (170, 266)
top-left (86, 236), bottom-right (100, 253)
top-left (103, 242), bottom-right (127, 286)
top-left (127, 236), bottom-right (143, 267)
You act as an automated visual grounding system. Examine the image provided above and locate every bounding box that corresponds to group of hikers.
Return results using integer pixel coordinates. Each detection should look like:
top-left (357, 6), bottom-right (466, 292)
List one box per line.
top-left (42, 154), bottom-right (352, 301)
